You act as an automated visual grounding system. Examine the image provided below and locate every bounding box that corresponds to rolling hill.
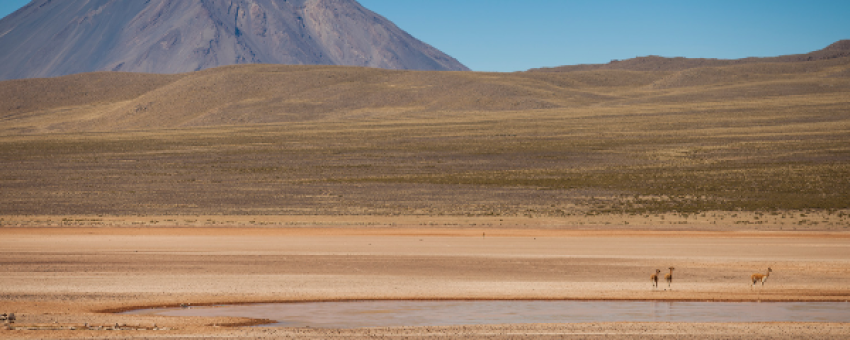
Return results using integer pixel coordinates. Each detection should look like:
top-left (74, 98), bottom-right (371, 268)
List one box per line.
top-left (0, 41), bottom-right (848, 134)
top-left (0, 41), bottom-right (848, 217)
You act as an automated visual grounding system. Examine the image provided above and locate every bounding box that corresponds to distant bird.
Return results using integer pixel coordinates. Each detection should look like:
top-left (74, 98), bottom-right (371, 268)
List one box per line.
top-left (751, 268), bottom-right (772, 288)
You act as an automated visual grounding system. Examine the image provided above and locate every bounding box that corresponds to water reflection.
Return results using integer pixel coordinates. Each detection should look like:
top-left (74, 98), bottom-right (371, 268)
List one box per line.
top-left (125, 300), bottom-right (850, 328)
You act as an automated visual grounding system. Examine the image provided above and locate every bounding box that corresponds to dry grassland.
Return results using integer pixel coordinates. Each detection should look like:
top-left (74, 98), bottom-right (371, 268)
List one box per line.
top-left (1, 57), bottom-right (848, 219)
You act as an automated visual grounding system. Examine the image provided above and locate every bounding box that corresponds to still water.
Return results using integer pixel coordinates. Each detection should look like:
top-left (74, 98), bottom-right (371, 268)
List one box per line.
top-left (125, 300), bottom-right (850, 328)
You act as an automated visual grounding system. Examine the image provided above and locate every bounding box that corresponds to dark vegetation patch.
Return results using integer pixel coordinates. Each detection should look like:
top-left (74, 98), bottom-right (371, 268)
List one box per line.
top-left (347, 163), bottom-right (850, 213)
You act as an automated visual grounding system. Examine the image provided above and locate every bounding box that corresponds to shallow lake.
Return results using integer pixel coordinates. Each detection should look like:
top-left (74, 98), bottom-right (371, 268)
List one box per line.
top-left (125, 300), bottom-right (850, 328)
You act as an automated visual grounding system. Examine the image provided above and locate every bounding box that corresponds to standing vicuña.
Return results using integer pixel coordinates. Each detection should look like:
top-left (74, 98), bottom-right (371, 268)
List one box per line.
top-left (751, 267), bottom-right (772, 288)
top-left (665, 267), bottom-right (675, 288)
top-left (651, 269), bottom-right (661, 289)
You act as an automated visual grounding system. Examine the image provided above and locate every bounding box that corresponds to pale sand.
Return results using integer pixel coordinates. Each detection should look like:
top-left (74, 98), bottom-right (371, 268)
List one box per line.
top-left (1, 222), bottom-right (849, 338)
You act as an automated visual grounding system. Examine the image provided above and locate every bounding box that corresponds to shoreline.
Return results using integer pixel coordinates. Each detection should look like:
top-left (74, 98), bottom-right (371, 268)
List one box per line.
top-left (111, 297), bottom-right (850, 314)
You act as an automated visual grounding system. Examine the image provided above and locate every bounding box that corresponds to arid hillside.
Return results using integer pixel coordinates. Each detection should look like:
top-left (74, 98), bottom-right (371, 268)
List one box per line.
top-left (1, 41), bottom-right (849, 134)
top-left (0, 42), bottom-right (848, 218)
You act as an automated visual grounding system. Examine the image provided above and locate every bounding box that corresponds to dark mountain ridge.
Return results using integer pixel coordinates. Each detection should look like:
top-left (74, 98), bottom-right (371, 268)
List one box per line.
top-left (531, 40), bottom-right (850, 72)
top-left (0, 0), bottom-right (468, 81)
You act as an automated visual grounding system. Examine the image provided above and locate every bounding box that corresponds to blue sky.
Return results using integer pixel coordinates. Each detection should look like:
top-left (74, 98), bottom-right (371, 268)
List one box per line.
top-left (2, 0), bottom-right (848, 72)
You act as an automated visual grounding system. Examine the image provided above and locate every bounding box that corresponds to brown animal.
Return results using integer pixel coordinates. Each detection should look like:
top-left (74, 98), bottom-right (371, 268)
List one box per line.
top-left (751, 267), bottom-right (772, 288)
top-left (665, 267), bottom-right (675, 288)
top-left (651, 269), bottom-right (661, 288)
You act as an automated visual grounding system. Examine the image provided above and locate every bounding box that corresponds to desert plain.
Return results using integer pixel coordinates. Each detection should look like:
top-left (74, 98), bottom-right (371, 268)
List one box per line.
top-left (2, 43), bottom-right (850, 338)
top-left (2, 220), bottom-right (850, 339)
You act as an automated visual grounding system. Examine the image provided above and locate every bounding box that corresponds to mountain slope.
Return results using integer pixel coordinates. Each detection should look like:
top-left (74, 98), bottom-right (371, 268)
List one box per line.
top-left (0, 0), bottom-right (468, 81)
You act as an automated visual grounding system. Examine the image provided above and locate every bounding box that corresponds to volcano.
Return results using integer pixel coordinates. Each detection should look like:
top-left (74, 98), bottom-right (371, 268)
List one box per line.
top-left (0, 0), bottom-right (469, 80)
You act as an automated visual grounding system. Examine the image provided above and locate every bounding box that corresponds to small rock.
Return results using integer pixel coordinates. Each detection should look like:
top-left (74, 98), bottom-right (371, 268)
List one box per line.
top-left (7, 313), bottom-right (13, 321)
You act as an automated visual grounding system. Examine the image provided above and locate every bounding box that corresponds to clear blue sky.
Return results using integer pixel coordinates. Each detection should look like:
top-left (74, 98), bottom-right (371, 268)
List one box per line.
top-left (2, 0), bottom-right (848, 72)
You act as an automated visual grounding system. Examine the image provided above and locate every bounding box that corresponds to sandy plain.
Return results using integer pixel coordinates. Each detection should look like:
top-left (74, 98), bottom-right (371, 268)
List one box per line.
top-left (2, 218), bottom-right (850, 339)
